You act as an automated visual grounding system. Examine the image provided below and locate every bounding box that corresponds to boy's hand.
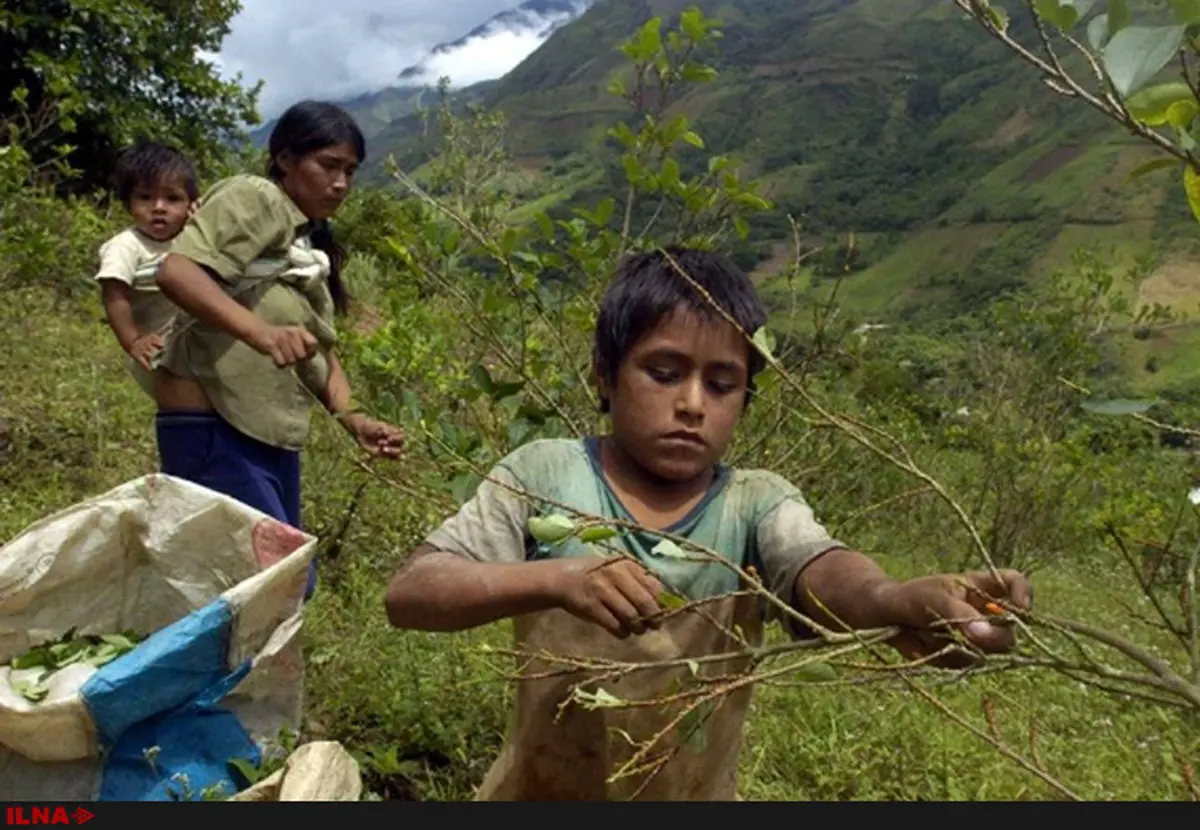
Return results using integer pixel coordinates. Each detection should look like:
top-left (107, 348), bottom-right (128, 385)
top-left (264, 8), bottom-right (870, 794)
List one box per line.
top-left (552, 557), bottom-right (667, 639)
top-left (128, 333), bottom-right (164, 371)
top-left (871, 568), bottom-right (1033, 668)
top-left (246, 322), bottom-right (319, 367)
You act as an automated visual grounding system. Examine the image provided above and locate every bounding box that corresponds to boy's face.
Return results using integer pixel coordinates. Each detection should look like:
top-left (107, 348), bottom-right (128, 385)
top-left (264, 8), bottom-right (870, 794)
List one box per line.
top-left (129, 177), bottom-right (194, 242)
top-left (598, 307), bottom-right (750, 484)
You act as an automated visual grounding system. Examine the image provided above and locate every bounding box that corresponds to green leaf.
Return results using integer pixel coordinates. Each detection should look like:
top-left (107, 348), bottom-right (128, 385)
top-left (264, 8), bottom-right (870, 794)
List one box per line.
top-left (470, 363), bottom-right (494, 397)
top-left (58, 647), bottom-right (90, 667)
top-left (1178, 125), bottom-right (1198, 152)
top-left (1079, 398), bottom-right (1156, 415)
top-left (1102, 25), bottom-right (1188, 99)
top-left (227, 757), bottom-right (267, 787)
top-left (620, 153), bottom-right (642, 186)
top-left (733, 215), bottom-right (750, 240)
top-left (401, 389), bottom-right (423, 424)
top-left (1034, 0), bottom-right (1079, 30)
top-left (1087, 13), bottom-right (1110, 50)
top-left (651, 539), bottom-right (688, 559)
top-left (578, 525), bottom-right (619, 543)
top-left (793, 660), bottom-right (838, 683)
top-left (100, 633), bottom-right (135, 651)
top-left (449, 472), bottom-right (481, 505)
top-left (1123, 156), bottom-right (1184, 185)
top-left (1125, 82), bottom-right (1197, 126)
top-left (679, 63), bottom-right (719, 84)
top-left (10, 651), bottom-right (48, 670)
top-left (1186, 164), bottom-right (1200, 226)
top-left (1108, 0), bottom-right (1130, 34)
top-left (11, 678), bottom-right (48, 703)
top-left (506, 417), bottom-right (538, 450)
top-left (682, 130), bottom-right (705, 148)
top-left (751, 327), bottom-right (776, 361)
top-left (680, 7), bottom-right (708, 41)
top-left (660, 157), bottom-right (682, 190)
top-left (86, 643), bottom-right (120, 667)
top-left (574, 687), bottom-right (627, 709)
top-left (678, 699), bottom-right (716, 753)
top-left (528, 514), bottom-right (578, 544)
top-left (658, 591), bottom-right (688, 610)
top-left (1069, 0), bottom-right (1098, 17)
top-left (984, 3), bottom-right (1010, 33)
top-left (593, 196), bottom-right (615, 227)
top-left (1170, 0), bottom-right (1200, 24)
top-left (1167, 99), bottom-right (1200, 129)
top-left (490, 379), bottom-right (525, 402)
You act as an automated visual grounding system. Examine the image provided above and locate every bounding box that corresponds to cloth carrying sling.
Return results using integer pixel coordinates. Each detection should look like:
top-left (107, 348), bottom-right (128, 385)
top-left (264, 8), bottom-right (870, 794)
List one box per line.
top-left (153, 235), bottom-right (338, 398)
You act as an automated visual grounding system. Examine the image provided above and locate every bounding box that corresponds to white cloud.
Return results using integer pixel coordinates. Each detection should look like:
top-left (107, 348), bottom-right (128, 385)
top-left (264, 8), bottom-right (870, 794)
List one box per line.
top-left (215, 0), bottom-right (529, 120)
top-left (408, 29), bottom-right (551, 88)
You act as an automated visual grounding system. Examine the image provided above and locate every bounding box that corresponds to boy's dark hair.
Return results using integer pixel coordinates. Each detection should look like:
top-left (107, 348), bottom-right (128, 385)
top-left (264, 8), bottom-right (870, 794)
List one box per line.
top-left (113, 140), bottom-right (200, 206)
top-left (267, 99), bottom-right (367, 317)
top-left (592, 246), bottom-right (769, 413)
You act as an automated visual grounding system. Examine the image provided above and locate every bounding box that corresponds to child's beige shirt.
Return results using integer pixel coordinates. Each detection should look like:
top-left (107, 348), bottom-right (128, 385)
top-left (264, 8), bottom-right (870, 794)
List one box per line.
top-left (95, 228), bottom-right (178, 397)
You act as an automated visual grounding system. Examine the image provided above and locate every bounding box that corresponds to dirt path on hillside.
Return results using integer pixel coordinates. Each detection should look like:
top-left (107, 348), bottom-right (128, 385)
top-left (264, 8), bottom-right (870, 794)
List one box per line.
top-left (1138, 258), bottom-right (1200, 316)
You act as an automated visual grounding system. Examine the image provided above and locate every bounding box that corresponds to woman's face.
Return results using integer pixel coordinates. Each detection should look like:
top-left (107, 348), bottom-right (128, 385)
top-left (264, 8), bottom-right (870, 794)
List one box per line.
top-left (276, 141), bottom-right (360, 220)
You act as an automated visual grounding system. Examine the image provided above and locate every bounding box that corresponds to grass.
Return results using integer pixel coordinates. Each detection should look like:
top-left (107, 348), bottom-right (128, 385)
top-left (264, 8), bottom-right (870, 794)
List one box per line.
top-left (1120, 323), bottom-right (1200, 398)
top-left (2, 283), bottom-right (1199, 802)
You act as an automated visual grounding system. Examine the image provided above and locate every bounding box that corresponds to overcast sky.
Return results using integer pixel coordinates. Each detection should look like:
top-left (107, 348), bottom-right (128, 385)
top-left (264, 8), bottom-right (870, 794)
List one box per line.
top-left (212, 0), bottom-right (530, 119)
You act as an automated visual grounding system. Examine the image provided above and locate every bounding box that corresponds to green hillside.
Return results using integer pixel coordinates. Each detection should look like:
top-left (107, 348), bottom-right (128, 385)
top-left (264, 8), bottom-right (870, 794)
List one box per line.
top-left (351, 0), bottom-right (1198, 394)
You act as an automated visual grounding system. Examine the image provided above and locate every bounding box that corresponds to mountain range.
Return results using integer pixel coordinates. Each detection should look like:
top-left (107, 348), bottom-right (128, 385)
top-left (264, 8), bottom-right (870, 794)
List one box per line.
top-left (263, 0), bottom-right (1200, 397)
top-left (249, 0), bottom-right (596, 145)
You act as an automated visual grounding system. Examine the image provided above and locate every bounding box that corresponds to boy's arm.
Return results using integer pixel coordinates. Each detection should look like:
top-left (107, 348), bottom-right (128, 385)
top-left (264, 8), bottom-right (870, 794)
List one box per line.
top-left (384, 545), bottom-right (574, 631)
top-left (95, 236), bottom-right (145, 353)
top-left (755, 486), bottom-right (1033, 662)
top-left (384, 462), bottom-right (666, 637)
top-left (99, 280), bottom-right (142, 353)
top-left (384, 462), bottom-right (547, 632)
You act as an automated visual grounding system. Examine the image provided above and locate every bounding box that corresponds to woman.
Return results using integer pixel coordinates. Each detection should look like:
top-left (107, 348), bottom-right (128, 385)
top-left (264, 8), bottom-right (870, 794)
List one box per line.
top-left (153, 100), bottom-right (404, 599)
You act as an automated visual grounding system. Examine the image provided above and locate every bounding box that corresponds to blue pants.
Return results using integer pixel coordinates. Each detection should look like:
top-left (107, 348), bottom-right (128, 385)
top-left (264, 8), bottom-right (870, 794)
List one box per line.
top-left (155, 411), bottom-right (317, 600)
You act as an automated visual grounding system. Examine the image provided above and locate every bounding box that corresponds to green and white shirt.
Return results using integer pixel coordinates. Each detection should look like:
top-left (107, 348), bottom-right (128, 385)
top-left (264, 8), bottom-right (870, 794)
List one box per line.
top-left (160, 174), bottom-right (338, 451)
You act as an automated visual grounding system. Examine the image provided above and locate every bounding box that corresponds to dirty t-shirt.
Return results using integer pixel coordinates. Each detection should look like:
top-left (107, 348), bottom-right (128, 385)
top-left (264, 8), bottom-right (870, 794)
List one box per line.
top-left (422, 437), bottom-right (847, 801)
top-left (161, 173), bottom-right (338, 451)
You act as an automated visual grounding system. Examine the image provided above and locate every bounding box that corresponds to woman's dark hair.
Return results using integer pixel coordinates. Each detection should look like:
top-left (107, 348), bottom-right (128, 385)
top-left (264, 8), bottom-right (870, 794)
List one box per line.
top-left (266, 100), bottom-right (366, 315)
top-left (592, 246), bottom-right (769, 414)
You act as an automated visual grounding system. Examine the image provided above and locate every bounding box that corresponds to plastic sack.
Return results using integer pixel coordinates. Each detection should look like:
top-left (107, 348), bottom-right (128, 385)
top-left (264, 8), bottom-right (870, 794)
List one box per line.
top-left (227, 741), bottom-right (362, 802)
top-left (0, 474), bottom-right (316, 801)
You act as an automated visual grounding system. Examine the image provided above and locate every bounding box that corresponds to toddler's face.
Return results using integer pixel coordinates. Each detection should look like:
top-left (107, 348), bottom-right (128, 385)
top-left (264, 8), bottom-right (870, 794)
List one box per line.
top-left (129, 176), bottom-right (194, 242)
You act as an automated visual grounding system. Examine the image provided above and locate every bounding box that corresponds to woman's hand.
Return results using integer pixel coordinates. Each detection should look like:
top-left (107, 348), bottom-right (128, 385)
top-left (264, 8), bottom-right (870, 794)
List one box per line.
top-left (342, 413), bottom-right (405, 459)
top-left (246, 322), bottom-right (319, 367)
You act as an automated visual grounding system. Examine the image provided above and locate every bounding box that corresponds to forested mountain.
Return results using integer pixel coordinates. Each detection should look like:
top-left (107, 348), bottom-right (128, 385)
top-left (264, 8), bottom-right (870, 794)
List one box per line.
top-left (343, 0), bottom-right (1190, 346)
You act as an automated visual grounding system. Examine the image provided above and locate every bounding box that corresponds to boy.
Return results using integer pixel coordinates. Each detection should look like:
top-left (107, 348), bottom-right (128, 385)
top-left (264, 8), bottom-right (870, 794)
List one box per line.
top-left (383, 247), bottom-right (1033, 801)
top-left (94, 140), bottom-right (199, 398)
